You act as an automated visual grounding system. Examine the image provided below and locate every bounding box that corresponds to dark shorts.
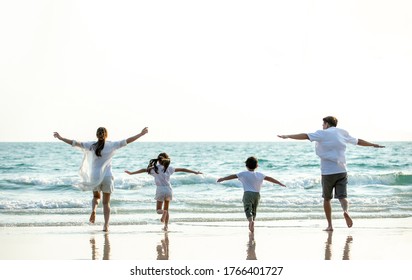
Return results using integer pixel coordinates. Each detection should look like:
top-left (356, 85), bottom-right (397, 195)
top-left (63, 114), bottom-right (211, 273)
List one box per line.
top-left (321, 172), bottom-right (348, 200)
top-left (242, 191), bottom-right (260, 219)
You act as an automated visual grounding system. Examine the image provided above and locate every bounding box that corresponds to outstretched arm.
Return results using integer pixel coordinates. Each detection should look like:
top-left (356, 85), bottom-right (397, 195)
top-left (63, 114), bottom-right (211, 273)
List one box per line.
top-left (175, 168), bottom-right (202, 175)
top-left (264, 176), bottom-right (286, 187)
top-left (217, 174), bottom-right (238, 183)
top-left (125, 168), bottom-right (147, 175)
top-left (278, 133), bottom-right (309, 140)
top-left (357, 139), bottom-right (385, 148)
top-left (126, 127), bottom-right (149, 144)
top-left (53, 132), bottom-right (77, 146)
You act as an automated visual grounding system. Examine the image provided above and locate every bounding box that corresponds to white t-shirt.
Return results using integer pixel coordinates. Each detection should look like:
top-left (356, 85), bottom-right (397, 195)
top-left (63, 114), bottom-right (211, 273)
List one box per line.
top-left (307, 127), bottom-right (358, 175)
top-left (73, 140), bottom-right (127, 190)
top-left (149, 164), bottom-right (176, 187)
top-left (237, 170), bottom-right (266, 193)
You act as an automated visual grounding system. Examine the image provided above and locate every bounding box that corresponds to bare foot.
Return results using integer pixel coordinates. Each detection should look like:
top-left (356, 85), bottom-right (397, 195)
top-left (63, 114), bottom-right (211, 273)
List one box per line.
top-left (323, 226), bottom-right (334, 231)
top-left (103, 224), bottom-right (109, 232)
top-left (89, 211), bottom-right (96, 224)
top-left (249, 220), bottom-right (254, 233)
top-left (344, 212), bottom-right (353, 228)
top-left (162, 225), bottom-right (168, 231)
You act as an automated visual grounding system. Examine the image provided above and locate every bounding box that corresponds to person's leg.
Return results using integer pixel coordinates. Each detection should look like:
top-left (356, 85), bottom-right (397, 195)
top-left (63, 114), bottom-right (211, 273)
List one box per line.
top-left (335, 173), bottom-right (352, 228)
top-left (90, 191), bottom-right (101, 223)
top-left (251, 193), bottom-right (260, 221)
top-left (162, 200), bottom-right (170, 230)
top-left (339, 198), bottom-right (353, 227)
top-left (156, 200), bottom-right (169, 230)
top-left (243, 192), bottom-right (253, 219)
top-left (98, 176), bottom-right (114, 231)
top-left (102, 192), bottom-right (111, 232)
top-left (243, 192), bottom-right (254, 232)
top-left (250, 193), bottom-right (260, 232)
top-left (322, 175), bottom-right (334, 231)
top-left (339, 197), bottom-right (348, 212)
top-left (323, 198), bottom-right (333, 231)
top-left (156, 201), bottom-right (164, 215)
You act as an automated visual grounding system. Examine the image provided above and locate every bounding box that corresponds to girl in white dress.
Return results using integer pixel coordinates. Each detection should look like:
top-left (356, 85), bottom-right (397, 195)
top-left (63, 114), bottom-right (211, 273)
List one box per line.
top-left (125, 152), bottom-right (202, 231)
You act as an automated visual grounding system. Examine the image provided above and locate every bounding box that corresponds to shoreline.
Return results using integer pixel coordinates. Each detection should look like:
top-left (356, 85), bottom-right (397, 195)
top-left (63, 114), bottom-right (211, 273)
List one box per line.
top-left (1, 217), bottom-right (411, 260)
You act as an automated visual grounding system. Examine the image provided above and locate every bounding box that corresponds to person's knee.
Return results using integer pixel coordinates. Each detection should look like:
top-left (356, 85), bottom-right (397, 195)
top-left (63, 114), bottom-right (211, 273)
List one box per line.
top-left (245, 212), bottom-right (253, 221)
top-left (338, 196), bottom-right (348, 201)
top-left (92, 197), bottom-right (100, 205)
top-left (244, 206), bottom-right (252, 216)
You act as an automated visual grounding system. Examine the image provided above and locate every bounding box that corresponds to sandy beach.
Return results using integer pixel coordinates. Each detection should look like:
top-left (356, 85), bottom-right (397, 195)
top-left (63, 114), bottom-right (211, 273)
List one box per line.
top-left (0, 218), bottom-right (411, 279)
top-left (1, 218), bottom-right (411, 260)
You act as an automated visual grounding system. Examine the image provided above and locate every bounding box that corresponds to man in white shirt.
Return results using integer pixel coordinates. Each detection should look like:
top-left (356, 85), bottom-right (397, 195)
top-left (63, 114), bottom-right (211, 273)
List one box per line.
top-left (278, 116), bottom-right (384, 231)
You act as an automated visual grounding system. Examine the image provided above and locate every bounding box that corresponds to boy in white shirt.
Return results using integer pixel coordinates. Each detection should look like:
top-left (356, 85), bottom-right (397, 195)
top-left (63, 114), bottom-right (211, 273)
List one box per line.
top-left (217, 156), bottom-right (286, 232)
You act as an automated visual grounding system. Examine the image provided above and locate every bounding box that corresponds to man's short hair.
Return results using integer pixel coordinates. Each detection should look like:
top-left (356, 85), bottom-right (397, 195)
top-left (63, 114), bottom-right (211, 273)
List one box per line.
top-left (323, 116), bottom-right (338, 127)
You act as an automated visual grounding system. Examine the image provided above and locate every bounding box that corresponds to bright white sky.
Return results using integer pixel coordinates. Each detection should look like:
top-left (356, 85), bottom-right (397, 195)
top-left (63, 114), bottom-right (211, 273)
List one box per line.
top-left (1, 0), bottom-right (411, 142)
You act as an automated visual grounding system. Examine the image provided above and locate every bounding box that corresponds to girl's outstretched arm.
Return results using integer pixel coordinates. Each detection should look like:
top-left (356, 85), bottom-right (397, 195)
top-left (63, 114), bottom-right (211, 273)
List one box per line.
top-left (264, 176), bottom-right (286, 187)
top-left (217, 174), bottom-right (238, 183)
top-left (175, 168), bottom-right (202, 175)
top-left (125, 169), bottom-right (147, 175)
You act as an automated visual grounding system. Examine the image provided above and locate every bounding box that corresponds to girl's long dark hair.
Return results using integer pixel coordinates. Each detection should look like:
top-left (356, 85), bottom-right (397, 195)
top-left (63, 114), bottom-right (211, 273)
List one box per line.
top-left (91, 127), bottom-right (107, 157)
top-left (147, 152), bottom-right (171, 174)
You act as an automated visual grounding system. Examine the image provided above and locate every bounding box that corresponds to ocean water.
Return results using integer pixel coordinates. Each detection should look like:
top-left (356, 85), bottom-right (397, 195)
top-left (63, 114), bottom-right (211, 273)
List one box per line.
top-left (0, 141), bottom-right (411, 227)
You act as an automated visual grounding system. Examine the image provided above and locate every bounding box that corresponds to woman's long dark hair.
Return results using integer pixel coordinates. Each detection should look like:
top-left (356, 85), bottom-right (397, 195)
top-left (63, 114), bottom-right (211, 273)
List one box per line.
top-left (147, 153), bottom-right (171, 174)
top-left (91, 127), bottom-right (107, 157)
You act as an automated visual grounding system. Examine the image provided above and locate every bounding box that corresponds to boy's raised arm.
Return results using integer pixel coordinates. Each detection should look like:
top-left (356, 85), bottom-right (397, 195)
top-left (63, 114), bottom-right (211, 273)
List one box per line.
top-left (264, 176), bottom-right (286, 187)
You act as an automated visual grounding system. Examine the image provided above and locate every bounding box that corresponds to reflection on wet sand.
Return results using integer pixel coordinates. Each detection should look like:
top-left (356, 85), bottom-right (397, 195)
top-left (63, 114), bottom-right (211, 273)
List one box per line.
top-left (246, 232), bottom-right (257, 260)
top-left (156, 232), bottom-right (169, 260)
top-left (342, 235), bottom-right (353, 260)
top-left (324, 231), bottom-right (353, 260)
top-left (90, 233), bottom-right (110, 260)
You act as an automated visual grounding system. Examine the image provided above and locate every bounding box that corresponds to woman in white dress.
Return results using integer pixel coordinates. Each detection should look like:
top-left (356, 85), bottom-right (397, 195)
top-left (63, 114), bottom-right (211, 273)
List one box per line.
top-left (53, 126), bottom-right (148, 232)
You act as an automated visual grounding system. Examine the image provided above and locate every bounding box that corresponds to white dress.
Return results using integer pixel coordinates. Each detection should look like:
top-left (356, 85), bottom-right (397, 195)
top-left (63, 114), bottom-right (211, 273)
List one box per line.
top-left (149, 164), bottom-right (176, 201)
top-left (72, 140), bottom-right (127, 190)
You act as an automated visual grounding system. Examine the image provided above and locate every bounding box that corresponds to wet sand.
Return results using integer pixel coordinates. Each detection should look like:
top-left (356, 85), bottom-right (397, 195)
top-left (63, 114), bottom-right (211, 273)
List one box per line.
top-left (0, 218), bottom-right (411, 279)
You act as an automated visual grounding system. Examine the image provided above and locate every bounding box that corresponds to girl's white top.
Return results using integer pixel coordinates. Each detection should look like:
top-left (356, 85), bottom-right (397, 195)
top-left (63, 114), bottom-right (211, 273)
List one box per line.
top-left (149, 164), bottom-right (176, 187)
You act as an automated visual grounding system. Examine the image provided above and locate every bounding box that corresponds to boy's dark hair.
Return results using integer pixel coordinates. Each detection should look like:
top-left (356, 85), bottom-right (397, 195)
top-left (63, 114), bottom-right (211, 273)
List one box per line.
top-left (245, 156), bottom-right (258, 170)
top-left (323, 116), bottom-right (338, 127)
